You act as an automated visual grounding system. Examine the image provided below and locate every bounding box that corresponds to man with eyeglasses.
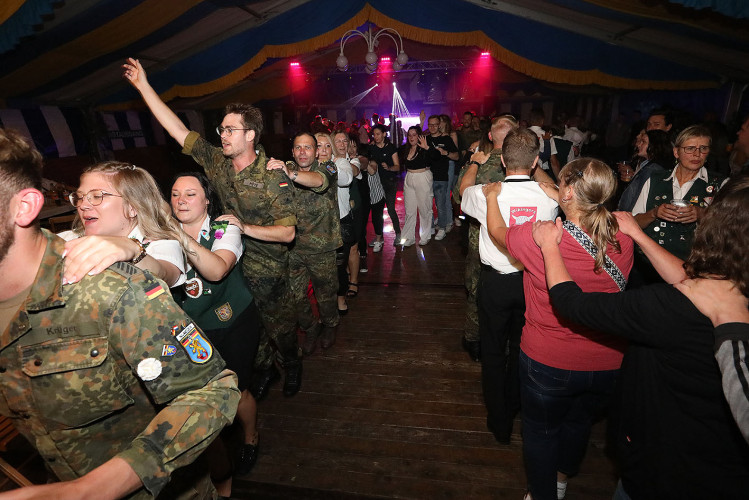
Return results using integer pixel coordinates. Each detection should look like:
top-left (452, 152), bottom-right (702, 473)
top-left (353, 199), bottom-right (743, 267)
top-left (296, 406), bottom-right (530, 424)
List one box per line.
top-left (0, 127), bottom-right (239, 499)
top-left (123, 58), bottom-right (303, 400)
top-left (632, 124), bottom-right (727, 267)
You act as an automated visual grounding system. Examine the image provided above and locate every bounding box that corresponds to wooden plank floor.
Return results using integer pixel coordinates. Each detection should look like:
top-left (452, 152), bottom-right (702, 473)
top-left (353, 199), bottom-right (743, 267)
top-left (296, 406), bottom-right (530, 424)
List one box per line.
top-left (1, 189), bottom-right (619, 498)
top-left (233, 191), bottom-right (619, 500)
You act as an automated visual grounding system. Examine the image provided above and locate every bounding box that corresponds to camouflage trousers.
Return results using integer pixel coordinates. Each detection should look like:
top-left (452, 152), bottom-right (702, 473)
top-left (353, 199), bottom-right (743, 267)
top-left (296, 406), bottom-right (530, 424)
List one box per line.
top-left (463, 224), bottom-right (481, 342)
top-left (246, 273), bottom-right (298, 368)
top-left (289, 249), bottom-right (340, 331)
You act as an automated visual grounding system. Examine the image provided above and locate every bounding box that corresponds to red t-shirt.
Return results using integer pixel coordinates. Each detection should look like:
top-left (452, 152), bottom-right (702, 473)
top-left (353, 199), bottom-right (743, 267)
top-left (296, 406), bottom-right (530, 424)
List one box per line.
top-left (506, 222), bottom-right (634, 371)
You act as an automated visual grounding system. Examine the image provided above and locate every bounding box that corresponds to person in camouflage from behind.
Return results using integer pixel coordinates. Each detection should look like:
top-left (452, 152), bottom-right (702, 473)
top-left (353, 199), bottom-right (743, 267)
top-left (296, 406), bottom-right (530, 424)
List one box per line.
top-left (267, 133), bottom-right (342, 357)
top-left (0, 128), bottom-right (239, 499)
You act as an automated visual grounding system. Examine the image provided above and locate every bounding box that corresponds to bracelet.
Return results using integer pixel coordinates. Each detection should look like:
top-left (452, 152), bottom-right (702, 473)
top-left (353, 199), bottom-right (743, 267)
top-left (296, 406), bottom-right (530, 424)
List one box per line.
top-left (131, 238), bottom-right (147, 264)
top-left (468, 160), bottom-right (480, 167)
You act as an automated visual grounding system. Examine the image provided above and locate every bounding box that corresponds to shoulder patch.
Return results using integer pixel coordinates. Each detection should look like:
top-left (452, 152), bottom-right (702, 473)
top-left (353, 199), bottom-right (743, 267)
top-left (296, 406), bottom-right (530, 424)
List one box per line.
top-left (109, 261), bottom-right (140, 278)
top-left (326, 163), bottom-right (337, 175)
top-left (279, 181), bottom-right (289, 188)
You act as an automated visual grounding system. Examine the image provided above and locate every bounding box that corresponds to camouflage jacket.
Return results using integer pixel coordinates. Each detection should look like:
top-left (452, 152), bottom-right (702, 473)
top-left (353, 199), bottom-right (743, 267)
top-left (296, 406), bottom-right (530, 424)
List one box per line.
top-left (0, 230), bottom-right (239, 498)
top-left (183, 132), bottom-right (297, 277)
top-left (455, 149), bottom-right (506, 249)
top-left (289, 159), bottom-right (342, 254)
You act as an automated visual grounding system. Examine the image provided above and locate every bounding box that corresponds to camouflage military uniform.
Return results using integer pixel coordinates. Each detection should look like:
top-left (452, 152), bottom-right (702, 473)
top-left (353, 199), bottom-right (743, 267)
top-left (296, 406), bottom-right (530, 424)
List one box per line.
top-left (289, 159), bottom-right (342, 330)
top-left (0, 231), bottom-right (239, 499)
top-left (454, 150), bottom-right (506, 343)
top-left (183, 132), bottom-right (299, 367)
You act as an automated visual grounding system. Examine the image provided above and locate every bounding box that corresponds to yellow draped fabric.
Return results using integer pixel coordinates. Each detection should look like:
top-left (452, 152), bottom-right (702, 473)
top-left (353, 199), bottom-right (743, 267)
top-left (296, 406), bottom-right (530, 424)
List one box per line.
top-left (0, 0), bottom-right (26, 26)
top-left (105, 1), bottom-right (717, 109)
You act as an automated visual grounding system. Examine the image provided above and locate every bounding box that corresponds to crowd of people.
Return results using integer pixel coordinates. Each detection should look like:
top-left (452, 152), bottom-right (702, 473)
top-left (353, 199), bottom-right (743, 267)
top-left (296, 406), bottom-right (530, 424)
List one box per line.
top-left (0, 55), bottom-right (747, 500)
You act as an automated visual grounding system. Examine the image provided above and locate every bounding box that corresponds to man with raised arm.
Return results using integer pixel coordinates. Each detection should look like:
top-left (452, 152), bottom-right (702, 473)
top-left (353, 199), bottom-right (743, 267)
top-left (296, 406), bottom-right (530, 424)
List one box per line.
top-left (123, 58), bottom-right (302, 399)
top-left (0, 128), bottom-right (238, 499)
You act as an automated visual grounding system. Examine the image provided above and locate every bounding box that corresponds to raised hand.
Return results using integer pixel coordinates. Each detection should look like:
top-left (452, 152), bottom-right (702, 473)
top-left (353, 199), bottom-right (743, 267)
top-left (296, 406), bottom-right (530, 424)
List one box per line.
top-left (122, 58), bottom-right (147, 90)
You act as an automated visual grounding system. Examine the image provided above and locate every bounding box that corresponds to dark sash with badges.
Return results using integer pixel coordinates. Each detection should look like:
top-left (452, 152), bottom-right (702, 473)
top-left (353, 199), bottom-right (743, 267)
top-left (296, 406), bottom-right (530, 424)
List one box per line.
top-left (179, 222), bottom-right (253, 331)
top-left (563, 220), bottom-right (627, 292)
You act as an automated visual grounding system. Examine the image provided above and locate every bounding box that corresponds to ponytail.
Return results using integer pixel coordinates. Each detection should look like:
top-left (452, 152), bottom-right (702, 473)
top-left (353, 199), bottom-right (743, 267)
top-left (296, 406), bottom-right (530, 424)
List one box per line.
top-left (560, 158), bottom-right (620, 272)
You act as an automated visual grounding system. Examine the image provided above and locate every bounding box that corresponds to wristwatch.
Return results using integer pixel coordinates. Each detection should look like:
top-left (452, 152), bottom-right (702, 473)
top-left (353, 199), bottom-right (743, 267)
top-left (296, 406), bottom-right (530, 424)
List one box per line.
top-left (468, 160), bottom-right (481, 167)
top-left (291, 170), bottom-right (298, 181)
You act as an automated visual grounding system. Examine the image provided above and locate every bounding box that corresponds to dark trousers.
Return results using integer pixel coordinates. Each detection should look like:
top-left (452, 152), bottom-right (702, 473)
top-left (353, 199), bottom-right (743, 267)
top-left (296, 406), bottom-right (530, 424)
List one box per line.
top-left (369, 198), bottom-right (385, 236)
top-left (478, 266), bottom-right (525, 440)
top-left (381, 174), bottom-right (401, 235)
top-left (519, 350), bottom-right (618, 500)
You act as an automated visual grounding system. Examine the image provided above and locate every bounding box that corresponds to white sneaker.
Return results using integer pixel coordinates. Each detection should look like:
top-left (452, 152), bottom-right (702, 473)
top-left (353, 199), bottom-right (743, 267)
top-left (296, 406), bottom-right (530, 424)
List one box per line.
top-left (557, 481), bottom-right (567, 500)
top-left (435, 229), bottom-right (446, 241)
top-left (419, 237), bottom-right (430, 246)
top-left (401, 238), bottom-right (415, 247)
top-left (373, 240), bottom-right (384, 253)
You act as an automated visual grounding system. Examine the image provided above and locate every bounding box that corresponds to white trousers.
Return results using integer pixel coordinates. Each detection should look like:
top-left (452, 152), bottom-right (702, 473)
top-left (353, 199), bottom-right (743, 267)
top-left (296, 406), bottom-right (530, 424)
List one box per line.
top-left (402, 170), bottom-right (434, 242)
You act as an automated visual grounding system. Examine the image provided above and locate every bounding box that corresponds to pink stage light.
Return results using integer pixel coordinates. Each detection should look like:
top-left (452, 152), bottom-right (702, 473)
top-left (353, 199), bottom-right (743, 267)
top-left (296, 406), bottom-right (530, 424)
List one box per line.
top-left (289, 61), bottom-right (300, 67)
top-left (480, 51), bottom-right (490, 57)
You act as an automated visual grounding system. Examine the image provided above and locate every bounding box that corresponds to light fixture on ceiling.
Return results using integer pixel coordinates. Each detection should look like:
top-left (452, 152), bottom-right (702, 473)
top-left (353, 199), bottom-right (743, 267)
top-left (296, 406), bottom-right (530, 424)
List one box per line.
top-left (336, 25), bottom-right (408, 73)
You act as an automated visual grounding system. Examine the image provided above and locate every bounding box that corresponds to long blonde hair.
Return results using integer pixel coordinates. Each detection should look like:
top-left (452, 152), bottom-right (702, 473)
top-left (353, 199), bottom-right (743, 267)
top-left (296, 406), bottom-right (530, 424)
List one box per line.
top-left (559, 158), bottom-right (620, 272)
top-left (72, 162), bottom-right (192, 253)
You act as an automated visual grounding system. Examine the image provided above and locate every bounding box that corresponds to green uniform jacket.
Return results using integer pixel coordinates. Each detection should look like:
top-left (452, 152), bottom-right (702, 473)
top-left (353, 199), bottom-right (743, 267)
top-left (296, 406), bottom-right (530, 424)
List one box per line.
top-left (643, 169), bottom-right (725, 260)
top-left (180, 224), bottom-right (253, 331)
top-left (290, 159), bottom-right (342, 254)
top-left (183, 132), bottom-right (297, 277)
top-left (0, 231), bottom-right (239, 498)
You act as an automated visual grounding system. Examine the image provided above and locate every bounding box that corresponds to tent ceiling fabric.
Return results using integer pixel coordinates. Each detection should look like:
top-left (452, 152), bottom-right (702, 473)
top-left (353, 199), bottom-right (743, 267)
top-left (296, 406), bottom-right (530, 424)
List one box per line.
top-left (1, 0), bottom-right (748, 109)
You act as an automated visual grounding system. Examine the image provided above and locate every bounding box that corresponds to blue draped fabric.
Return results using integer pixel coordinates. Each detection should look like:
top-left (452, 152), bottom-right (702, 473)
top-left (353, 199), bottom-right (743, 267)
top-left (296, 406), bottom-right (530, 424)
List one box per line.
top-left (668, 0), bottom-right (749, 19)
top-left (0, 0), bottom-right (57, 54)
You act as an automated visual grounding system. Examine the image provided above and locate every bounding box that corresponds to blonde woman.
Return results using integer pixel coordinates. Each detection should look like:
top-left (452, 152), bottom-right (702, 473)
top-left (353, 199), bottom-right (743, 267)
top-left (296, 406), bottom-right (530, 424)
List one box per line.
top-left (484, 158), bottom-right (633, 500)
top-left (60, 161), bottom-right (188, 287)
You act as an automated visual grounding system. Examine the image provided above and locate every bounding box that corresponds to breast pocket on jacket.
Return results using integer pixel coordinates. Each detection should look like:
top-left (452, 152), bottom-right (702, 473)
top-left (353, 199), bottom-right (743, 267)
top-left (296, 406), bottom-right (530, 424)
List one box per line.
top-left (20, 337), bottom-right (133, 428)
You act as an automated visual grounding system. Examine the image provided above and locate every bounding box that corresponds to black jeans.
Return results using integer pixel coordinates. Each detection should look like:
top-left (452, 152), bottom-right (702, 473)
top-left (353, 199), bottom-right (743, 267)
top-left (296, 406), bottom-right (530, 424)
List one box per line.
top-left (380, 173), bottom-right (401, 235)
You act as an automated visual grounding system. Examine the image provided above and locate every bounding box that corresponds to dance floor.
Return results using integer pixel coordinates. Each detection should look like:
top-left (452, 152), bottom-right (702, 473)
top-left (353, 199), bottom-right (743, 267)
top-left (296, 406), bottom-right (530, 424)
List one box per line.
top-left (0, 189), bottom-right (618, 499)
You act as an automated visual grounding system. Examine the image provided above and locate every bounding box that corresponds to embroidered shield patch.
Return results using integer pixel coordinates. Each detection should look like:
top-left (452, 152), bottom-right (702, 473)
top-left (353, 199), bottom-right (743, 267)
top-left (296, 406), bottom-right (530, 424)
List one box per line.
top-left (215, 302), bottom-right (233, 322)
top-left (184, 277), bottom-right (203, 299)
top-left (175, 322), bottom-right (213, 363)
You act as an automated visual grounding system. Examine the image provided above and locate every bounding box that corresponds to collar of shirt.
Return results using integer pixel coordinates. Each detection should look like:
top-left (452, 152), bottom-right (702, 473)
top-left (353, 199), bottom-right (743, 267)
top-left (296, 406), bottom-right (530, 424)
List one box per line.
top-left (127, 225), bottom-right (146, 243)
top-left (504, 174), bottom-right (531, 181)
top-left (665, 165), bottom-right (709, 185)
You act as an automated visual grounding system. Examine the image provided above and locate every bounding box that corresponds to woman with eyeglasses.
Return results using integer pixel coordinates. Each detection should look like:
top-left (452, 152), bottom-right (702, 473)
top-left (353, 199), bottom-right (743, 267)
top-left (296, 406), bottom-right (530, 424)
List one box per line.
top-left (631, 125), bottom-right (727, 261)
top-left (59, 162), bottom-right (188, 287)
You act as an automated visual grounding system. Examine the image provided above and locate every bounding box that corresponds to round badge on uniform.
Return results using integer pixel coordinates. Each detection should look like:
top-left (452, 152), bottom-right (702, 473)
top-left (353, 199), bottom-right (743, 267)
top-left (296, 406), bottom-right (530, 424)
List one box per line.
top-left (184, 277), bottom-right (203, 299)
top-left (137, 358), bottom-right (162, 381)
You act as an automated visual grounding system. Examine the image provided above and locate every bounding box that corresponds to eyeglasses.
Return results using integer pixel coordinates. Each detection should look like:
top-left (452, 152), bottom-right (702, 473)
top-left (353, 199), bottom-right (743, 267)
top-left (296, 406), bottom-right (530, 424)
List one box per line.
top-left (216, 126), bottom-right (250, 137)
top-left (69, 189), bottom-right (122, 207)
top-left (680, 145), bottom-right (710, 155)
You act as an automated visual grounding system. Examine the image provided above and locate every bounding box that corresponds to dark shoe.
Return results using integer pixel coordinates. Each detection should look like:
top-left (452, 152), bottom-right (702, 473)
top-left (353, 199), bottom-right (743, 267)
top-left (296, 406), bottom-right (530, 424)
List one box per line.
top-left (302, 323), bottom-right (321, 356)
top-left (283, 360), bottom-right (303, 397)
top-left (234, 441), bottom-right (259, 476)
top-left (249, 365), bottom-right (280, 401)
top-left (320, 325), bottom-right (337, 349)
top-left (393, 233), bottom-right (402, 246)
top-left (346, 282), bottom-right (359, 298)
top-left (462, 337), bottom-right (481, 362)
top-left (338, 307), bottom-right (348, 316)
